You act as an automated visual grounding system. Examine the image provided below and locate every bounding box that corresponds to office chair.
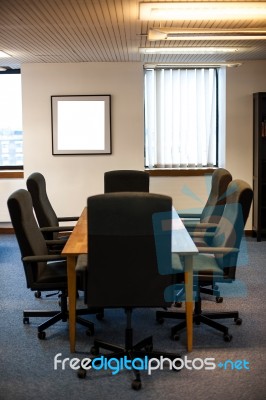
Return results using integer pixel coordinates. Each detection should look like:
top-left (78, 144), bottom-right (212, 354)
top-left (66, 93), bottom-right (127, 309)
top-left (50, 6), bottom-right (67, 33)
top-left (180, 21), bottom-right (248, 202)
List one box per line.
top-left (157, 179), bottom-right (253, 342)
top-left (26, 172), bottom-right (78, 241)
top-left (7, 189), bottom-right (96, 339)
top-left (179, 168), bottom-right (232, 226)
top-left (104, 169), bottom-right (149, 193)
top-left (26, 171), bottom-right (79, 299)
top-left (78, 192), bottom-right (180, 390)
top-left (178, 168), bottom-right (232, 304)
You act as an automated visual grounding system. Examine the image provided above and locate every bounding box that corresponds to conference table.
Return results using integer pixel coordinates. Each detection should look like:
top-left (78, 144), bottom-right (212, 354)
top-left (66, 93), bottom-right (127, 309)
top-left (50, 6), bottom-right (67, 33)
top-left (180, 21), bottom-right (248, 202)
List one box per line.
top-left (62, 207), bottom-right (198, 353)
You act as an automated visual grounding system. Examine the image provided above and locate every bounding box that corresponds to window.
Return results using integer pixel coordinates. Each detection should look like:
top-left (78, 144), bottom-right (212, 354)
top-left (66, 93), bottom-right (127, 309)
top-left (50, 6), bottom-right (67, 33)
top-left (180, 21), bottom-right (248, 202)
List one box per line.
top-left (0, 70), bottom-right (23, 169)
top-left (144, 67), bottom-right (225, 169)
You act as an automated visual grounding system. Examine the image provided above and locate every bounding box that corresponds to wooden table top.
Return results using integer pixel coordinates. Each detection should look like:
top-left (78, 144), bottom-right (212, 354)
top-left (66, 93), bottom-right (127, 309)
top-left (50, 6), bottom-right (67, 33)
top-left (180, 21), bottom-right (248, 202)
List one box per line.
top-left (62, 207), bottom-right (87, 255)
top-left (61, 206), bottom-right (198, 256)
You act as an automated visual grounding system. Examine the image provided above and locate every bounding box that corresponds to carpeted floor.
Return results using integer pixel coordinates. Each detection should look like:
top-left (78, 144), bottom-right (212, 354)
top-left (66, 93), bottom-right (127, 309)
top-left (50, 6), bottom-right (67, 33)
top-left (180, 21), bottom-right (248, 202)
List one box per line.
top-left (0, 234), bottom-right (265, 400)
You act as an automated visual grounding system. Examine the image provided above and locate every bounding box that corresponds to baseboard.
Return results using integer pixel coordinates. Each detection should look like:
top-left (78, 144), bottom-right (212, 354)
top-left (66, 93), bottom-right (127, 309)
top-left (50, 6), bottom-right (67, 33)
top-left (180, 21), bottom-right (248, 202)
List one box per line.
top-left (0, 227), bottom-right (14, 234)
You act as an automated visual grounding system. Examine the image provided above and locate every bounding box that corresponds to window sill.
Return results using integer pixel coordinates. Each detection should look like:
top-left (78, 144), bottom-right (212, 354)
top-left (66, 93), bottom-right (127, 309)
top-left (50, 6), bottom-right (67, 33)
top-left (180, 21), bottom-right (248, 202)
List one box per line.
top-left (145, 168), bottom-right (217, 177)
top-left (0, 171), bottom-right (24, 179)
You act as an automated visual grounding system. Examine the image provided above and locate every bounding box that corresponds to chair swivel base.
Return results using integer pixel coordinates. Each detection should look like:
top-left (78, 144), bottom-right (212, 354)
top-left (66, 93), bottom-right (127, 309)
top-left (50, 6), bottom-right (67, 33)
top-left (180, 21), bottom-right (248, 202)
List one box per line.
top-left (78, 309), bottom-right (181, 390)
top-left (23, 309), bottom-right (95, 340)
top-left (156, 301), bottom-right (242, 342)
top-left (78, 332), bottom-right (181, 390)
top-left (22, 294), bottom-right (98, 339)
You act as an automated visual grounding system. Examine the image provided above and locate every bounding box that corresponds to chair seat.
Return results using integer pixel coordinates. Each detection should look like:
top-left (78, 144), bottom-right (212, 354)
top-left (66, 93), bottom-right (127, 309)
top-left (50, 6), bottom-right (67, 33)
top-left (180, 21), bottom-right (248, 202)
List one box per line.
top-left (37, 260), bottom-right (67, 284)
top-left (192, 254), bottom-right (223, 274)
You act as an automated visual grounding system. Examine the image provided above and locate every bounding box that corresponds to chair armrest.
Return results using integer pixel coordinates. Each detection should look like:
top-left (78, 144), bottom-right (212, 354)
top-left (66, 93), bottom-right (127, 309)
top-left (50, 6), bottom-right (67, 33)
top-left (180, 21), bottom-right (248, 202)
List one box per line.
top-left (198, 246), bottom-right (239, 254)
top-left (22, 254), bottom-right (67, 263)
top-left (184, 222), bottom-right (218, 229)
top-left (189, 231), bottom-right (215, 238)
top-left (179, 213), bottom-right (201, 219)
top-left (58, 216), bottom-right (79, 222)
top-left (46, 239), bottom-right (67, 246)
top-left (40, 226), bottom-right (74, 233)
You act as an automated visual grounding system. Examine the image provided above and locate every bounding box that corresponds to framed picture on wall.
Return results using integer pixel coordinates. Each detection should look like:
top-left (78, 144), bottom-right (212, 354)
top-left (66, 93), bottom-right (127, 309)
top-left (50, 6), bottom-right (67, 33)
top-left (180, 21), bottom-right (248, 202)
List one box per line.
top-left (51, 95), bottom-right (111, 155)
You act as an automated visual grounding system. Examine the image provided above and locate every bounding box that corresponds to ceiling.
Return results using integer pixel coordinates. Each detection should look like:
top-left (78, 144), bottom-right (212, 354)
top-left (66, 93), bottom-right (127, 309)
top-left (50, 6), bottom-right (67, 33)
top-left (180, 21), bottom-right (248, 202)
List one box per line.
top-left (0, 0), bottom-right (266, 70)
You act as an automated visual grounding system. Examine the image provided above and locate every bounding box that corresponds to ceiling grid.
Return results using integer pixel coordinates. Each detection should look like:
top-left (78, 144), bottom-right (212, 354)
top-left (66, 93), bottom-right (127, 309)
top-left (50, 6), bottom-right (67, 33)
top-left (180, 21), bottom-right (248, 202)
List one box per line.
top-left (0, 0), bottom-right (265, 69)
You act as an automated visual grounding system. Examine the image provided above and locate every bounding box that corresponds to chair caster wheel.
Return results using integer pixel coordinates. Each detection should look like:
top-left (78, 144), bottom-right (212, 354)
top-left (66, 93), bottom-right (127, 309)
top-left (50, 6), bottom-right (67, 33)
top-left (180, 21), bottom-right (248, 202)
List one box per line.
top-left (171, 333), bottom-right (180, 341)
top-left (132, 379), bottom-right (141, 390)
top-left (35, 291), bottom-right (41, 298)
top-left (223, 333), bottom-right (232, 342)
top-left (234, 317), bottom-right (242, 325)
top-left (172, 361), bottom-right (182, 371)
top-left (77, 368), bottom-right (87, 379)
top-left (23, 317), bottom-right (29, 324)
top-left (144, 344), bottom-right (153, 352)
top-left (86, 327), bottom-right (94, 336)
top-left (96, 312), bottom-right (104, 321)
top-left (90, 346), bottom-right (99, 356)
top-left (216, 297), bottom-right (223, 303)
top-left (156, 317), bottom-right (164, 324)
top-left (38, 331), bottom-right (46, 340)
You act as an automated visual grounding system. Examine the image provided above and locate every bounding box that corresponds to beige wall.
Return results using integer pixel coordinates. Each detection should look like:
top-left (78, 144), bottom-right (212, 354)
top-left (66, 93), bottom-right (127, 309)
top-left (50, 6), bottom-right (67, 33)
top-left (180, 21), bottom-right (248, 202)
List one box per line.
top-left (226, 61), bottom-right (266, 183)
top-left (2, 60), bottom-right (266, 228)
top-left (22, 62), bottom-right (145, 217)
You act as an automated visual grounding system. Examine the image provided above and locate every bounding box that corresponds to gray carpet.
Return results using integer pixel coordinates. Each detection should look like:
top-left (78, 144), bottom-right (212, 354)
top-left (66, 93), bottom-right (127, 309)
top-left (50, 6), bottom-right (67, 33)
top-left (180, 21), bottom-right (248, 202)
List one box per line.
top-left (0, 234), bottom-right (266, 400)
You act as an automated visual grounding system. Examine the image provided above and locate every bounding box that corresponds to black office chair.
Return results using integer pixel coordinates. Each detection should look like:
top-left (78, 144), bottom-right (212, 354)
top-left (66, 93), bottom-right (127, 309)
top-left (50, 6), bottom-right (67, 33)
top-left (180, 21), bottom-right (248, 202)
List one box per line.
top-left (26, 171), bottom-right (79, 299)
top-left (179, 168), bottom-right (232, 226)
top-left (104, 169), bottom-right (149, 193)
top-left (7, 189), bottom-right (96, 339)
top-left (177, 168), bottom-right (232, 304)
top-left (78, 192), bottom-right (180, 390)
top-left (157, 179), bottom-right (253, 342)
top-left (26, 172), bottom-right (78, 241)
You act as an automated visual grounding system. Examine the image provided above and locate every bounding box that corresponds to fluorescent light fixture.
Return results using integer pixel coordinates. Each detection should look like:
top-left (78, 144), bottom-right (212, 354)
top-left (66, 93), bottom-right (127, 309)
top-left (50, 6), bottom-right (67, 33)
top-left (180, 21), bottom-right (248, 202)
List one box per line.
top-left (145, 62), bottom-right (243, 68)
top-left (139, 2), bottom-right (266, 21)
top-left (148, 28), bottom-right (266, 41)
top-left (139, 47), bottom-right (244, 54)
top-left (0, 50), bottom-right (11, 58)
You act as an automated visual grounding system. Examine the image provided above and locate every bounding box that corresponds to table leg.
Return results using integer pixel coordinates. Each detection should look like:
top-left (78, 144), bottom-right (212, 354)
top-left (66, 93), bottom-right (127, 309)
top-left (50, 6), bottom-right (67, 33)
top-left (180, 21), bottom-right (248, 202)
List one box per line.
top-left (184, 255), bottom-right (193, 352)
top-left (67, 255), bottom-right (77, 353)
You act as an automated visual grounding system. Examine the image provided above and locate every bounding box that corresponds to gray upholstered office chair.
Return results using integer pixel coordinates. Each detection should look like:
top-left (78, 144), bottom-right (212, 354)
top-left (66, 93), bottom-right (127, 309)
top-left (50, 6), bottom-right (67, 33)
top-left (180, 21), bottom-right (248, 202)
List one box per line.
top-left (26, 172), bottom-right (78, 241)
top-left (7, 189), bottom-right (96, 339)
top-left (104, 169), bottom-right (149, 193)
top-left (157, 179), bottom-right (253, 342)
top-left (179, 168), bottom-right (232, 226)
top-left (78, 192), bottom-right (180, 390)
top-left (26, 171), bottom-right (78, 299)
top-left (178, 168), bottom-right (233, 303)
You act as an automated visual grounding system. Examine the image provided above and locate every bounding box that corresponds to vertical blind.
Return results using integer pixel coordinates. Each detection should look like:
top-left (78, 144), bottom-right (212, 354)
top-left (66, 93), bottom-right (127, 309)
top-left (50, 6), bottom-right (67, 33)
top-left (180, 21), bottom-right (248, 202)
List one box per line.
top-left (144, 68), bottom-right (219, 168)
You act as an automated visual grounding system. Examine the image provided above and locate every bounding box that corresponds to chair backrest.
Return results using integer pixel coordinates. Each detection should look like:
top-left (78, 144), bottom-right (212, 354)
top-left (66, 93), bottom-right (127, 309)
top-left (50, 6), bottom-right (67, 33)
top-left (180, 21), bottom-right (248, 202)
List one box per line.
top-left (104, 170), bottom-right (149, 193)
top-left (7, 189), bottom-right (48, 287)
top-left (212, 179), bottom-right (253, 278)
top-left (26, 172), bottom-right (58, 228)
top-left (200, 168), bottom-right (232, 223)
top-left (86, 192), bottom-right (174, 308)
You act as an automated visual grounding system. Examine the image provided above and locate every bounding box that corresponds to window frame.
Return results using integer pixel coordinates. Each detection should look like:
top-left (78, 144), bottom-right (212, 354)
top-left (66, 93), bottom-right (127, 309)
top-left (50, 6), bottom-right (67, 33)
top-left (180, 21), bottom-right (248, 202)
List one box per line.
top-left (144, 67), bottom-right (220, 171)
top-left (0, 68), bottom-right (23, 171)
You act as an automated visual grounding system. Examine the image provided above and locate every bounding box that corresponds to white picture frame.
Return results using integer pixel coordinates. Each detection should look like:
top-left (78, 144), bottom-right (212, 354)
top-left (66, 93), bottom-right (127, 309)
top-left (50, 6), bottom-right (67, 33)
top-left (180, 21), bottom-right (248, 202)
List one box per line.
top-left (51, 95), bottom-right (111, 155)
